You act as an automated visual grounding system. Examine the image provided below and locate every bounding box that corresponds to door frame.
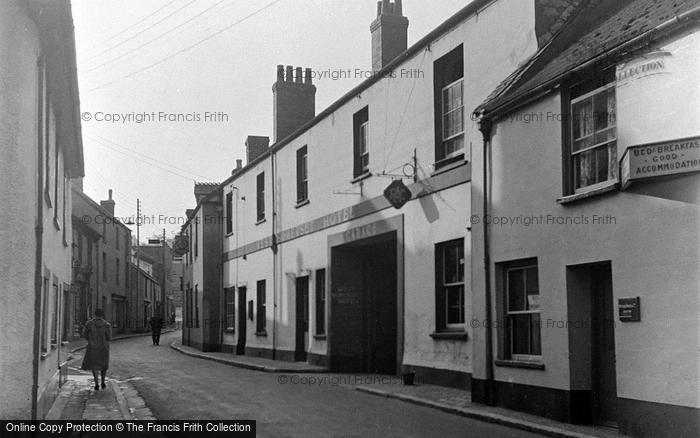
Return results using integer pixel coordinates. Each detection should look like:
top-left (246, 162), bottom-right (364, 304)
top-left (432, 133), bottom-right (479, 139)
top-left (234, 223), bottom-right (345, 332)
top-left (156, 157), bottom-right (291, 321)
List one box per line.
top-left (327, 214), bottom-right (404, 374)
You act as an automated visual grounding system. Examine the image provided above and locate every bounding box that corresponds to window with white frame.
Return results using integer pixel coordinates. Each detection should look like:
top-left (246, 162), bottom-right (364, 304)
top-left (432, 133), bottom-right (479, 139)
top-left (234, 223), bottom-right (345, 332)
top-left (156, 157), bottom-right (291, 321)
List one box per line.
top-left (570, 83), bottom-right (617, 191)
top-left (353, 106), bottom-right (370, 177)
top-left (442, 79), bottom-right (465, 158)
top-left (296, 146), bottom-right (308, 203)
top-left (433, 45), bottom-right (464, 165)
top-left (435, 239), bottom-right (465, 330)
top-left (506, 265), bottom-right (541, 359)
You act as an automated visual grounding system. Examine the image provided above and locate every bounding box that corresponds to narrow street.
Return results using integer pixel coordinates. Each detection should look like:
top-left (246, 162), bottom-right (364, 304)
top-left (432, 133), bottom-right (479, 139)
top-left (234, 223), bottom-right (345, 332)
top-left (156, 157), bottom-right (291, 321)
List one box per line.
top-left (69, 332), bottom-right (538, 438)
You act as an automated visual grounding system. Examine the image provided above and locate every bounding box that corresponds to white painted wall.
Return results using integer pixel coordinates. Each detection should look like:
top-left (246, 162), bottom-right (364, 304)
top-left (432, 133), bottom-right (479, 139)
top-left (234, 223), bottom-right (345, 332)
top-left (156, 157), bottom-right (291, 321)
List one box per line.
top-left (223, 0), bottom-right (539, 374)
top-left (477, 30), bottom-right (700, 408)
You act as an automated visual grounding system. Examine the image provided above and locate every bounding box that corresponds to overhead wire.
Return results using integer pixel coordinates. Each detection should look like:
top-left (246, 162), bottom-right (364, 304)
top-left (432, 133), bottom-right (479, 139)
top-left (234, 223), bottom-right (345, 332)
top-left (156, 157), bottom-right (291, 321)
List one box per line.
top-left (83, 0), bottom-right (284, 93)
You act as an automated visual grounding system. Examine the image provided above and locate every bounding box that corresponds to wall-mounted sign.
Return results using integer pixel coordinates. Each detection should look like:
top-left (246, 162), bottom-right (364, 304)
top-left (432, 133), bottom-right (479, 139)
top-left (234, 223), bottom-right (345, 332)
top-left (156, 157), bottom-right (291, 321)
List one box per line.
top-left (620, 135), bottom-right (700, 189)
top-left (618, 297), bottom-right (641, 322)
top-left (173, 235), bottom-right (189, 255)
top-left (383, 179), bottom-right (412, 209)
top-left (616, 51), bottom-right (671, 85)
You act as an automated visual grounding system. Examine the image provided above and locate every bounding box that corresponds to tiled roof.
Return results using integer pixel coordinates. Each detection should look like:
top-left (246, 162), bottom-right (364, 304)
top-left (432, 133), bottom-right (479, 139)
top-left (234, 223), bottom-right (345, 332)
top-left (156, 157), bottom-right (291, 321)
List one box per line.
top-left (476, 0), bottom-right (700, 116)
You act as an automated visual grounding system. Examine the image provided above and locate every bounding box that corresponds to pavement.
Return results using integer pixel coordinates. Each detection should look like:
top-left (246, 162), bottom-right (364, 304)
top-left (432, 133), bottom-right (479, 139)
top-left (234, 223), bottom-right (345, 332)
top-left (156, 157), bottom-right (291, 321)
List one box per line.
top-left (46, 328), bottom-right (175, 421)
top-left (170, 338), bottom-right (628, 438)
top-left (170, 340), bottom-right (327, 373)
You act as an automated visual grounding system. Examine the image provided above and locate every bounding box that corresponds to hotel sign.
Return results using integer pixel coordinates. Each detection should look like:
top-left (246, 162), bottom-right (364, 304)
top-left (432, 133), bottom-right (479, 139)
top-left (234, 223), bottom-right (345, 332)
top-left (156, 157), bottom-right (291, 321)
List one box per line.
top-left (621, 136), bottom-right (700, 189)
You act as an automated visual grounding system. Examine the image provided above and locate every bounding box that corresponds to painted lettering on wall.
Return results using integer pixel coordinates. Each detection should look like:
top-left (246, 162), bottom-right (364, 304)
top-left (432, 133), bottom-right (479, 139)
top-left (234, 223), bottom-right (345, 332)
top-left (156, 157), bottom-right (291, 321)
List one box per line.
top-left (616, 51), bottom-right (670, 84)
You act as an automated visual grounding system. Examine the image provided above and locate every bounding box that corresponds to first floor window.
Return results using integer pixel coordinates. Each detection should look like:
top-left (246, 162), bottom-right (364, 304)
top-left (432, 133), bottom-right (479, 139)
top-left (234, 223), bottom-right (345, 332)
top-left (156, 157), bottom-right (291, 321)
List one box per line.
top-left (570, 80), bottom-right (617, 192)
top-left (435, 239), bottom-right (465, 330)
top-left (442, 79), bottom-right (465, 158)
top-left (296, 146), bottom-right (308, 203)
top-left (506, 264), bottom-right (541, 358)
top-left (434, 44), bottom-right (464, 164)
top-left (225, 288), bottom-right (235, 330)
top-left (315, 269), bottom-right (326, 335)
top-left (256, 280), bottom-right (266, 333)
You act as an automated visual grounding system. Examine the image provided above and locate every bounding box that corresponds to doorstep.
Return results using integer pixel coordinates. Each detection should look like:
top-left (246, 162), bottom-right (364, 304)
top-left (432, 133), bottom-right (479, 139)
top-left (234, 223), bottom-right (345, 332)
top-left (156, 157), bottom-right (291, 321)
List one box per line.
top-left (170, 340), bottom-right (327, 373)
top-left (355, 383), bottom-right (628, 438)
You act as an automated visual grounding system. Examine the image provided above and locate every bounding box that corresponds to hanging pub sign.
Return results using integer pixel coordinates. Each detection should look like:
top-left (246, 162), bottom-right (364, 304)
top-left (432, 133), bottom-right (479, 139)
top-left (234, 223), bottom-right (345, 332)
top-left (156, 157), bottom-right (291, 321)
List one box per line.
top-left (173, 234), bottom-right (189, 255)
top-left (618, 297), bottom-right (641, 322)
top-left (620, 135), bottom-right (700, 189)
top-left (383, 179), bottom-right (412, 209)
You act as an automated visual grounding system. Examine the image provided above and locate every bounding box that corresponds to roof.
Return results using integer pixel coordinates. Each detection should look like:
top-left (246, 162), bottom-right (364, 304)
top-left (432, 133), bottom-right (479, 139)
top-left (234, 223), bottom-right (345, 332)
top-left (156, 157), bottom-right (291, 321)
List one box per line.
top-left (476, 0), bottom-right (700, 117)
top-left (28, 0), bottom-right (84, 178)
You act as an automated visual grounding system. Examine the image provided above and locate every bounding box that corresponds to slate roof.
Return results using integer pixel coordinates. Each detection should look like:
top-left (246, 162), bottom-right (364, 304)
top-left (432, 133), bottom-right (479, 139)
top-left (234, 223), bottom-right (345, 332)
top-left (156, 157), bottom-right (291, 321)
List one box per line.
top-left (476, 0), bottom-right (700, 117)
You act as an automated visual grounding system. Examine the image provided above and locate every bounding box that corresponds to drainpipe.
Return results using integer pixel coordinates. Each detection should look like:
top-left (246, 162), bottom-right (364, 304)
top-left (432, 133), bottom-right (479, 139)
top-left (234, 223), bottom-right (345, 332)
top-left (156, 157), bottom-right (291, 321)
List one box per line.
top-left (271, 151), bottom-right (277, 360)
top-left (478, 115), bottom-right (495, 406)
top-left (31, 57), bottom-right (45, 420)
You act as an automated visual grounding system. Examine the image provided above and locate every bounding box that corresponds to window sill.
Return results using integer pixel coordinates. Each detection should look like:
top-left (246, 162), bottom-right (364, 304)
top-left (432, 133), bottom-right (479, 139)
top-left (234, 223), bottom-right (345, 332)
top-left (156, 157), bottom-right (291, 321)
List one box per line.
top-left (313, 334), bottom-right (327, 341)
top-left (40, 351), bottom-right (50, 360)
top-left (432, 155), bottom-right (466, 176)
top-left (495, 359), bottom-right (545, 370)
top-left (351, 172), bottom-right (372, 184)
top-left (53, 217), bottom-right (61, 231)
top-left (255, 330), bottom-right (268, 337)
top-left (557, 181), bottom-right (618, 205)
top-left (255, 218), bottom-right (266, 226)
top-left (295, 199), bottom-right (310, 209)
top-left (430, 331), bottom-right (468, 340)
top-left (224, 328), bottom-right (235, 333)
top-left (225, 232), bottom-right (234, 238)
top-left (63, 238), bottom-right (69, 248)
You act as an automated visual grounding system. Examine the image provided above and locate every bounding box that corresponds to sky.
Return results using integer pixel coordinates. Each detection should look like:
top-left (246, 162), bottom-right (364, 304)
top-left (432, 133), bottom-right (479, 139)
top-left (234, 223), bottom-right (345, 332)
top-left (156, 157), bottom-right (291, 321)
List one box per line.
top-left (72, 0), bottom-right (470, 241)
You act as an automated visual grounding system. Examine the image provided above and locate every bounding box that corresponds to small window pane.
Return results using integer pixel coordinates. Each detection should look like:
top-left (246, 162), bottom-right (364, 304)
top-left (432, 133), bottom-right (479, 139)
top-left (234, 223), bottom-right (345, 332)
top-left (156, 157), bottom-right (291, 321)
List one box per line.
top-left (511, 314), bottom-right (530, 355)
top-left (446, 285), bottom-right (464, 325)
top-left (508, 269), bottom-right (525, 311)
top-left (530, 313), bottom-right (542, 355)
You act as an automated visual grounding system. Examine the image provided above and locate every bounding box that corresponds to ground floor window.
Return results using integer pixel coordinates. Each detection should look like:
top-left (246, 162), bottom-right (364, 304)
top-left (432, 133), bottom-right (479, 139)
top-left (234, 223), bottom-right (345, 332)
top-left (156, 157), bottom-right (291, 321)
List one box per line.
top-left (315, 269), bottom-right (326, 335)
top-left (256, 280), bottom-right (266, 333)
top-left (505, 263), bottom-right (541, 358)
top-left (435, 239), bottom-right (465, 331)
top-left (194, 286), bottom-right (199, 328)
top-left (225, 287), bottom-right (235, 331)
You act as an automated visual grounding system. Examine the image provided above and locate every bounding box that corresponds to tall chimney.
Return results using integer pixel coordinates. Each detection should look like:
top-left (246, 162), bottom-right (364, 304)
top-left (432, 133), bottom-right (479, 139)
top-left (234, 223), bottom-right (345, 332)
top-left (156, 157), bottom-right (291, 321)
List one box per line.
top-left (370, 0), bottom-right (409, 72)
top-left (100, 189), bottom-right (115, 217)
top-left (272, 65), bottom-right (316, 143)
top-left (246, 136), bottom-right (270, 163)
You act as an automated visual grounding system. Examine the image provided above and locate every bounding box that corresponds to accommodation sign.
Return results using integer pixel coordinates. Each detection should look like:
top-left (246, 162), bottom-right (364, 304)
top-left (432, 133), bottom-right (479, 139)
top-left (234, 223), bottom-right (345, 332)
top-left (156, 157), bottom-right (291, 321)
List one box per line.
top-left (618, 297), bottom-right (641, 322)
top-left (621, 136), bottom-right (700, 189)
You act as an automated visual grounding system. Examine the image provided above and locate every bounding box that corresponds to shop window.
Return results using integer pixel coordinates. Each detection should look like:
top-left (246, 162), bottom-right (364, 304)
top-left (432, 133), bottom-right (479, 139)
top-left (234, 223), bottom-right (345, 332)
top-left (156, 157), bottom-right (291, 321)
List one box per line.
top-left (434, 45), bottom-right (464, 167)
top-left (435, 239), bottom-right (465, 331)
top-left (353, 106), bottom-right (370, 177)
top-left (315, 269), bottom-right (326, 335)
top-left (505, 263), bottom-right (541, 359)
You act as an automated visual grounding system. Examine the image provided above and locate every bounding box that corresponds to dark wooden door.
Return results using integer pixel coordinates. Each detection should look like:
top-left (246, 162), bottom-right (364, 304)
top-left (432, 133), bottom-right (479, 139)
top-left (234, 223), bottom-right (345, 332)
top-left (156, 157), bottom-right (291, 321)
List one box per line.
top-left (237, 287), bottom-right (247, 355)
top-left (592, 264), bottom-right (617, 426)
top-left (295, 277), bottom-right (309, 361)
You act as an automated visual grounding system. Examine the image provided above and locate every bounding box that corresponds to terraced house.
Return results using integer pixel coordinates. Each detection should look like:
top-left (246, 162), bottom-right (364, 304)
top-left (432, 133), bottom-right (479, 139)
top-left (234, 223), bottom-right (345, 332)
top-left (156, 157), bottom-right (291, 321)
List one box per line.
top-left (472, 0), bottom-right (699, 436)
top-left (0, 0), bottom-right (84, 419)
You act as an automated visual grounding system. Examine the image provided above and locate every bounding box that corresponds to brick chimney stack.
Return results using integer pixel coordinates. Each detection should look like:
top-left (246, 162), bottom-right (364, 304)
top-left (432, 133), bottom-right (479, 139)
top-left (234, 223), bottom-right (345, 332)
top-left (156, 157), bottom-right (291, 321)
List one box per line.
top-left (246, 136), bottom-right (271, 163)
top-left (100, 189), bottom-right (115, 217)
top-left (272, 65), bottom-right (316, 143)
top-left (370, 0), bottom-right (409, 72)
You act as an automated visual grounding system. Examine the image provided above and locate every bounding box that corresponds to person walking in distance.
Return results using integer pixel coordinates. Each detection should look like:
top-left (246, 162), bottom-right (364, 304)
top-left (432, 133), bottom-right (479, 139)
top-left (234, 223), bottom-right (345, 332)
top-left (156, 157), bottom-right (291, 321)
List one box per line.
top-left (81, 309), bottom-right (111, 391)
top-left (150, 315), bottom-right (163, 345)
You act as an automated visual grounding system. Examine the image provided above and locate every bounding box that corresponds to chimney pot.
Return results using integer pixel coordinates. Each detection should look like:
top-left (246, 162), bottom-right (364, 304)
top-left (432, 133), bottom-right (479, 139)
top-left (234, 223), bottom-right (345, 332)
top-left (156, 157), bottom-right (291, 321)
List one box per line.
top-left (236, 159), bottom-right (242, 169)
top-left (108, 189), bottom-right (113, 200)
top-left (285, 65), bottom-right (294, 82)
top-left (277, 64), bottom-right (284, 82)
top-left (305, 68), bottom-right (313, 85)
top-left (295, 67), bottom-right (303, 83)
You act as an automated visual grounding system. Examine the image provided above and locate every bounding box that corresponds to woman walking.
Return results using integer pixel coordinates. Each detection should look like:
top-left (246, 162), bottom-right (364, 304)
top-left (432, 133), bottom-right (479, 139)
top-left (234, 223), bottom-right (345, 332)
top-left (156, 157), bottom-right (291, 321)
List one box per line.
top-left (81, 309), bottom-right (111, 390)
